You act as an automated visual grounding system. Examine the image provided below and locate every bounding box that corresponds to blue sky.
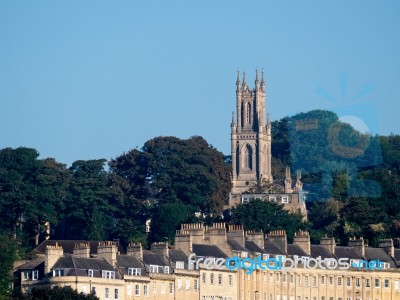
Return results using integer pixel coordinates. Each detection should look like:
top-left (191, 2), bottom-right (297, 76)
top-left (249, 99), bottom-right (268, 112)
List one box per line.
top-left (0, 1), bottom-right (399, 166)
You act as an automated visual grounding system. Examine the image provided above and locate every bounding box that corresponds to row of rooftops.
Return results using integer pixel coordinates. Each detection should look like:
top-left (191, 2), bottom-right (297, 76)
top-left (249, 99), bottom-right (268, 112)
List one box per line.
top-left (16, 223), bottom-right (400, 283)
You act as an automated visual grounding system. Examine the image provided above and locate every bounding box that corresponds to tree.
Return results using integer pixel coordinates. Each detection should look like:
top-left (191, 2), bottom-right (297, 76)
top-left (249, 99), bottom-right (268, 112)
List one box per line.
top-left (65, 159), bottom-right (112, 240)
top-left (231, 199), bottom-right (305, 240)
top-left (18, 286), bottom-right (99, 300)
top-left (0, 231), bottom-right (17, 297)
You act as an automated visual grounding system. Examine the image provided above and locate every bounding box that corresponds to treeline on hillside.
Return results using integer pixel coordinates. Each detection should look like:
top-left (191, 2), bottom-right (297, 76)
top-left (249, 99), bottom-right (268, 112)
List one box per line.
top-left (0, 136), bottom-right (230, 254)
top-left (0, 110), bottom-right (399, 251)
top-left (270, 110), bottom-right (400, 246)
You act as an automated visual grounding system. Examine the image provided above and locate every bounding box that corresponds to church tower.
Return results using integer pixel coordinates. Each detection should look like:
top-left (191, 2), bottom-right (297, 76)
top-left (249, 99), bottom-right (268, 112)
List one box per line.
top-left (231, 70), bottom-right (273, 193)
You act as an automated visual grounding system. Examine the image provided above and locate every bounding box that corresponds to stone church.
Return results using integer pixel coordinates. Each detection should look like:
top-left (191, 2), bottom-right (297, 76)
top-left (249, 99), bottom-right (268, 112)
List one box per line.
top-left (228, 70), bottom-right (307, 218)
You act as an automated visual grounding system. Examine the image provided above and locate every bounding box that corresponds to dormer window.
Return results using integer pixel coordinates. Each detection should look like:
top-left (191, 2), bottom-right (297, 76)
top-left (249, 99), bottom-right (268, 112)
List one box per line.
top-left (241, 251), bottom-right (248, 258)
top-left (262, 254), bottom-right (269, 261)
top-left (175, 261), bottom-right (184, 269)
top-left (149, 265), bottom-right (158, 273)
top-left (88, 269), bottom-right (93, 277)
top-left (281, 196), bottom-right (289, 203)
top-left (128, 268), bottom-right (141, 276)
top-left (53, 269), bottom-right (64, 277)
top-left (102, 270), bottom-right (115, 279)
top-left (164, 266), bottom-right (170, 274)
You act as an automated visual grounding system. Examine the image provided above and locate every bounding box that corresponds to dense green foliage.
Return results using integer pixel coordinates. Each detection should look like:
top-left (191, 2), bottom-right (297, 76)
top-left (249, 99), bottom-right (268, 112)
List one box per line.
top-left (0, 231), bottom-right (17, 296)
top-left (232, 200), bottom-right (305, 241)
top-left (1, 109), bottom-right (400, 294)
top-left (16, 286), bottom-right (99, 300)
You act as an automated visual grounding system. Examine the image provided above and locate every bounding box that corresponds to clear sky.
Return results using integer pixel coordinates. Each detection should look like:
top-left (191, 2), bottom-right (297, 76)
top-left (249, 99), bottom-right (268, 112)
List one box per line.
top-left (1, 1), bottom-right (399, 166)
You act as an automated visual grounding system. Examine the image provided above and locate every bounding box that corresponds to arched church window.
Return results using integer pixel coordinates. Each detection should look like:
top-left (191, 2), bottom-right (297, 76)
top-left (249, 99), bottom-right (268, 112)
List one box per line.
top-left (246, 102), bottom-right (251, 124)
top-left (243, 144), bottom-right (253, 170)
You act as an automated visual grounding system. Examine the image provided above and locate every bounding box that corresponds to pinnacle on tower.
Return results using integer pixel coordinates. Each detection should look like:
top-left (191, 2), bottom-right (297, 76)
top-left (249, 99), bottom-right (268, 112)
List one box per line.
top-left (231, 111), bottom-right (236, 127)
top-left (242, 71), bottom-right (247, 87)
top-left (255, 68), bottom-right (259, 83)
top-left (236, 69), bottom-right (241, 85)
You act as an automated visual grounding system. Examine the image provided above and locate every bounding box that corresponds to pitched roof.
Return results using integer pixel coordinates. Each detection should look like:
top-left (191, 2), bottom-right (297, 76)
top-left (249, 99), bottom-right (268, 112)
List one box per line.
top-left (17, 257), bottom-right (45, 270)
top-left (364, 248), bottom-right (396, 268)
top-left (116, 255), bottom-right (144, 269)
top-left (228, 239), bottom-right (248, 252)
top-left (52, 255), bottom-right (114, 271)
top-left (192, 244), bottom-right (228, 258)
top-left (287, 244), bottom-right (308, 257)
top-left (264, 240), bottom-right (286, 255)
top-left (245, 241), bottom-right (265, 253)
top-left (169, 249), bottom-right (188, 263)
top-left (334, 246), bottom-right (362, 260)
top-left (142, 251), bottom-right (170, 266)
top-left (311, 245), bottom-right (335, 259)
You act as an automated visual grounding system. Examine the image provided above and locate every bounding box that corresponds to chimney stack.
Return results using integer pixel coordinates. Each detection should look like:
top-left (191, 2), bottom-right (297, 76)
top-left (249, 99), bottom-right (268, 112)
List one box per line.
top-left (379, 238), bottom-right (394, 258)
top-left (320, 235), bottom-right (336, 254)
top-left (45, 243), bottom-right (63, 274)
top-left (73, 242), bottom-right (90, 258)
top-left (97, 241), bottom-right (118, 266)
top-left (293, 230), bottom-right (311, 255)
top-left (127, 243), bottom-right (143, 261)
top-left (348, 237), bottom-right (365, 258)
top-left (267, 230), bottom-right (287, 254)
top-left (151, 242), bottom-right (169, 257)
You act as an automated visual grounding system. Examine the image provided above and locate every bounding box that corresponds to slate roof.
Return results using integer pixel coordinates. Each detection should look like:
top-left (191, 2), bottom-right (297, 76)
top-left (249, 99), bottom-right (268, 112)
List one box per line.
top-left (33, 240), bottom-right (124, 255)
top-left (245, 241), bottom-right (265, 254)
top-left (311, 245), bottom-right (336, 259)
top-left (116, 255), bottom-right (144, 269)
top-left (287, 244), bottom-right (308, 257)
top-left (228, 239), bottom-right (248, 252)
top-left (334, 246), bottom-right (362, 260)
top-left (364, 248), bottom-right (397, 268)
top-left (17, 257), bottom-right (45, 270)
top-left (169, 249), bottom-right (188, 263)
top-left (264, 240), bottom-right (286, 255)
top-left (394, 249), bottom-right (400, 262)
top-left (52, 254), bottom-right (115, 271)
top-left (192, 244), bottom-right (227, 258)
top-left (142, 251), bottom-right (170, 266)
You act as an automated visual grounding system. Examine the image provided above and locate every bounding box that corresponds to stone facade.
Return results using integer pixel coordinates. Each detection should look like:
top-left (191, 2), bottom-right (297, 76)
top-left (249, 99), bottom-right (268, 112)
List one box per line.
top-left (229, 71), bottom-right (307, 219)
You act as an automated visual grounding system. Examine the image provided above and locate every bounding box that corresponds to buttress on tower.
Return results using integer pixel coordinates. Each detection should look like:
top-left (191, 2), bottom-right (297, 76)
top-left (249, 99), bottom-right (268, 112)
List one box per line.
top-left (231, 69), bottom-right (272, 194)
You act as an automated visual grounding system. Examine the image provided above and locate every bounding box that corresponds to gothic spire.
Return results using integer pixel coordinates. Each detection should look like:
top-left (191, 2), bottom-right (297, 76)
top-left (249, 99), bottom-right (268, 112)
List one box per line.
top-left (236, 69), bottom-right (241, 85)
top-left (255, 68), bottom-right (259, 83)
top-left (242, 70), bottom-right (247, 87)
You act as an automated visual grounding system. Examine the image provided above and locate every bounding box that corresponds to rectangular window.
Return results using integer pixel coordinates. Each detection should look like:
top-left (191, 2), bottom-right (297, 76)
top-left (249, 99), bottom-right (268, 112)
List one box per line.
top-left (105, 288), bottom-right (110, 299)
top-left (290, 274), bottom-right (294, 284)
top-left (53, 269), bottom-right (64, 277)
top-left (347, 277), bottom-right (351, 286)
top-left (375, 278), bottom-right (380, 288)
top-left (144, 285), bottom-right (148, 296)
top-left (88, 269), bottom-right (93, 277)
top-left (338, 277), bottom-right (342, 286)
top-left (263, 254), bottom-right (269, 260)
top-left (312, 276), bottom-right (317, 287)
top-left (186, 278), bottom-right (191, 290)
top-left (395, 280), bottom-right (400, 289)
top-left (32, 270), bottom-right (39, 280)
top-left (282, 196), bottom-right (289, 203)
top-left (128, 268), bottom-right (141, 276)
top-left (178, 278), bottom-right (182, 290)
top-left (164, 266), bottom-right (170, 274)
top-left (283, 273), bottom-right (287, 283)
top-left (153, 282), bottom-right (157, 293)
top-left (161, 282), bottom-right (165, 294)
top-left (135, 285), bottom-right (140, 296)
top-left (210, 273), bottom-right (214, 284)
top-left (276, 273), bottom-right (280, 282)
top-left (114, 289), bottom-right (118, 300)
top-left (305, 275), bottom-right (309, 286)
top-left (329, 276), bottom-right (333, 285)
top-left (175, 261), bottom-right (184, 269)
top-left (102, 270), bottom-right (115, 279)
top-left (202, 273), bottom-right (206, 283)
top-left (356, 278), bottom-right (360, 287)
top-left (169, 282), bottom-right (174, 294)
top-left (385, 279), bottom-right (390, 288)
top-left (218, 274), bottom-right (223, 285)
top-left (321, 275), bottom-right (325, 285)
top-left (194, 279), bottom-right (199, 291)
top-left (150, 265), bottom-right (158, 273)
top-left (269, 196), bottom-right (276, 202)
top-left (297, 275), bottom-right (301, 286)
top-left (366, 278), bottom-right (370, 287)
